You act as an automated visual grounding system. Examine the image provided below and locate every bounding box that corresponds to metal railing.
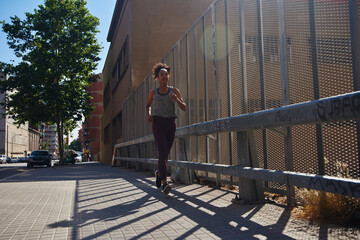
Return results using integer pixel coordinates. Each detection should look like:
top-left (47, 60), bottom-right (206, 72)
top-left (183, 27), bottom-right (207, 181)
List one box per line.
top-left (114, 92), bottom-right (360, 202)
top-left (113, 0), bottom-right (360, 203)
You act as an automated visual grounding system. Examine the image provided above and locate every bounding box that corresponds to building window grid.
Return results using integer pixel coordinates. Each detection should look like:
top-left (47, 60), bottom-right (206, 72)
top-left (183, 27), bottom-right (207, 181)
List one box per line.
top-left (240, 35), bottom-right (292, 63)
top-left (103, 82), bottom-right (110, 109)
top-left (112, 36), bottom-right (129, 87)
top-left (104, 125), bottom-right (110, 144)
top-left (314, 38), bottom-right (351, 64)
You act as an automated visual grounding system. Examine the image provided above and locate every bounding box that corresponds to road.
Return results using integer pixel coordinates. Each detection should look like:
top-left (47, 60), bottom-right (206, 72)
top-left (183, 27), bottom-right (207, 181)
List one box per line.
top-left (0, 162), bottom-right (28, 179)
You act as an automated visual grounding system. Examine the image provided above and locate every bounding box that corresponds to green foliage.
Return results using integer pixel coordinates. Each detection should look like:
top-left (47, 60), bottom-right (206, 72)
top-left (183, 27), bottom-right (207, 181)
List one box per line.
top-left (40, 142), bottom-right (49, 150)
top-left (69, 139), bottom-right (81, 151)
top-left (0, 0), bottom-right (101, 163)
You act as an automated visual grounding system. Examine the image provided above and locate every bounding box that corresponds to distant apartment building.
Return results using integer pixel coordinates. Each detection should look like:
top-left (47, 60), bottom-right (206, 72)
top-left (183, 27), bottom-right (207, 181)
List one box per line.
top-left (101, 0), bottom-right (214, 164)
top-left (80, 73), bottom-right (103, 161)
top-left (42, 124), bottom-right (58, 158)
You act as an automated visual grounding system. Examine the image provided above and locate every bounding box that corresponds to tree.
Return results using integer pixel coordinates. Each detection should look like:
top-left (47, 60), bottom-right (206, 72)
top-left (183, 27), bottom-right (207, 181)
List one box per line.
top-left (69, 139), bottom-right (82, 152)
top-left (0, 0), bottom-right (101, 165)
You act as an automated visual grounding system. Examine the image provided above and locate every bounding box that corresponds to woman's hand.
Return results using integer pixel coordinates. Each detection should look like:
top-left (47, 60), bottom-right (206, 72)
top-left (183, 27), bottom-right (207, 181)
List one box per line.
top-left (147, 114), bottom-right (153, 123)
top-left (146, 90), bottom-right (154, 123)
top-left (171, 89), bottom-right (186, 111)
top-left (169, 93), bottom-right (178, 101)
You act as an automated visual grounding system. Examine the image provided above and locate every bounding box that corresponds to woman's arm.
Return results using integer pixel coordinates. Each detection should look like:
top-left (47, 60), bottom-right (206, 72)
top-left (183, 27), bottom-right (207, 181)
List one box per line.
top-left (171, 88), bottom-right (187, 112)
top-left (146, 89), bottom-right (155, 122)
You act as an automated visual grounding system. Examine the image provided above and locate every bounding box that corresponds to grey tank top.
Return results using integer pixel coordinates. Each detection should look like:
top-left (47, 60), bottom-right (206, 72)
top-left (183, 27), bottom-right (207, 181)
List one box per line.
top-left (151, 86), bottom-right (177, 118)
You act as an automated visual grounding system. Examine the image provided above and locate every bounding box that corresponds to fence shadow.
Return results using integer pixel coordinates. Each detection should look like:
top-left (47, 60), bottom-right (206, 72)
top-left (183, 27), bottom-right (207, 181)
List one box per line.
top-left (45, 164), bottom-right (301, 240)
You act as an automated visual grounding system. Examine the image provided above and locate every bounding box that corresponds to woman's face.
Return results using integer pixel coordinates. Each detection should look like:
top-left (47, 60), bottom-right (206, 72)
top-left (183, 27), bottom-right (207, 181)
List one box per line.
top-left (158, 69), bottom-right (169, 84)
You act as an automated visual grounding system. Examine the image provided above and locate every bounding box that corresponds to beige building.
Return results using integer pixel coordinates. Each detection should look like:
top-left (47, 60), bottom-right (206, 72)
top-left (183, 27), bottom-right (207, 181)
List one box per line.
top-left (0, 73), bottom-right (40, 158)
top-left (101, 0), bottom-right (214, 164)
top-left (2, 120), bottom-right (29, 158)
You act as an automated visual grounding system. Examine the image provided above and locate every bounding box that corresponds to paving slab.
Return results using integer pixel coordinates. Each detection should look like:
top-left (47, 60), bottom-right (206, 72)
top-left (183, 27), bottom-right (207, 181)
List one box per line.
top-left (0, 162), bottom-right (359, 239)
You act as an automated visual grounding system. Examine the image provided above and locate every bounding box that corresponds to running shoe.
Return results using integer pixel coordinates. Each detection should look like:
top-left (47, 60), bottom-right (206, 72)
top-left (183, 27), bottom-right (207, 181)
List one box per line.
top-left (162, 183), bottom-right (171, 195)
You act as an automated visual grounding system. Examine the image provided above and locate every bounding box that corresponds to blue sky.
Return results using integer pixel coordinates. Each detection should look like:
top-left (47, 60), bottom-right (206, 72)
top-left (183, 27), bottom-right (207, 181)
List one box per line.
top-left (0, 0), bottom-right (116, 73)
top-left (0, 0), bottom-right (117, 141)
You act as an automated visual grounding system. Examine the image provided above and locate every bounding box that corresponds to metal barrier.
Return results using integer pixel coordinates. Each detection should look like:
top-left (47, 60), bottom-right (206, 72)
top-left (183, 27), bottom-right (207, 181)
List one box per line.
top-left (114, 92), bottom-right (360, 202)
top-left (114, 0), bottom-right (360, 204)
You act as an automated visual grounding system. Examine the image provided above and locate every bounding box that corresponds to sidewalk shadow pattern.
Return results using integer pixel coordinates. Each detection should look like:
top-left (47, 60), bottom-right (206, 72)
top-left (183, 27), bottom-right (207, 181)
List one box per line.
top-left (1, 163), bottom-right (359, 239)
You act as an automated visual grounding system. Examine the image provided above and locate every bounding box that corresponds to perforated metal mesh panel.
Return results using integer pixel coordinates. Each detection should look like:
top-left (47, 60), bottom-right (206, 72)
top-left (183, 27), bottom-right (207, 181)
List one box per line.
top-left (120, 0), bottom-right (360, 192)
top-left (229, 0), bottom-right (243, 118)
top-left (214, 0), bottom-right (232, 173)
top-left (144, 74), bottom-right (152, 137)
top-left (179, 37), bottom-right (189, 127)
top-left (323, 121), bottom-right (359, 178)
top-left (315, 1), bottom-right (358, 179)
top-left (227, 0), bottom-right (241, 167)
top-left (316, 1), bottom-right (353, 97)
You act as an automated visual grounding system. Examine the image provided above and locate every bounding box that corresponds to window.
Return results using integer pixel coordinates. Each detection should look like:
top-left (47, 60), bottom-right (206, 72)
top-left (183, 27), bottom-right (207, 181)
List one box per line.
top-left (313, 38), bottom-right (351, 64)
top-left (239, 35), bottom-right (292, 63)
top-left (31, 151), bottom-right (49, 156)
top-left (104, 125), bottom-right (110, 144)
top-left (103, 81), bottom-right (110, 108)
top-left (239, 36), bottom-right (257, 62)
top-left (112, 36), bottom-right (129, 85)
top-left (188, 99), bottom-right (217, 123)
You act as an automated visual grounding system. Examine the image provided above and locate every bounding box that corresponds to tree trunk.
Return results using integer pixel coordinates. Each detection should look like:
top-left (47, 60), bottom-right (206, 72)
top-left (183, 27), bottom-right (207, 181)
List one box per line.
top-left (57, 121), bottom-right (64, 165)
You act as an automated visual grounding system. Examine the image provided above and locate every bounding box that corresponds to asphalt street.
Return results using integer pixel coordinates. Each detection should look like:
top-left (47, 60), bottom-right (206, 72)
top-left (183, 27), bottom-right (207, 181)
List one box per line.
top-left (0, 162), bottom-right (28, 179)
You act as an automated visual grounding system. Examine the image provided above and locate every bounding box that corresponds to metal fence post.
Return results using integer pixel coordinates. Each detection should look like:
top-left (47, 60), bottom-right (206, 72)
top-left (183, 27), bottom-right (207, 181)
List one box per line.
top-left (125, 146), bottom-right (130, 168)
top-left (256, 0), bottom-right (270, 190)
top-left (211, 3), bottom-right (221, 188)
top-left (309, 0), bottom-right (325, 176)
top-left (236, 131), bottom-right (264, 203)
top-left (178, 137), bottom-right (193, 184)
top-left (135, 144), bottom-right (141, 171)
top-left (225, 0), bottom-right (235, 184)
top-left (349, 0), bottom-right (360, 176)
top-left (278, 0), bottom-right (295, 207)
top-left (202, 15), bottom-right (211, 174)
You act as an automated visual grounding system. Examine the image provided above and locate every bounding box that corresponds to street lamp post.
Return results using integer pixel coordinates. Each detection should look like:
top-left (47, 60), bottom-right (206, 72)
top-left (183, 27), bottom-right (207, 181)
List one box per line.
top-left (11, 134), bottom-right (22, 157)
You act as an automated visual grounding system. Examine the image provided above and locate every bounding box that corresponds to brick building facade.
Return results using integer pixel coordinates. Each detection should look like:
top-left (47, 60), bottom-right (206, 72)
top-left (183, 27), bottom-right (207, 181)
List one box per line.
top-left (81, 73), bottom-right (103, 161)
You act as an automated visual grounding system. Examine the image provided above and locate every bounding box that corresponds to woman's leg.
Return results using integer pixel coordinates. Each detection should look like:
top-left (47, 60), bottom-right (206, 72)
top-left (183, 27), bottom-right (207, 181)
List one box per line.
top-left (152, 117), bottom-right (176, 182)
top-left (161, 118), bottom-right (176, 185)
top-left (165, 118), bottom-right (176, 157)
top-left (153, 117), bottom-right (169, 181)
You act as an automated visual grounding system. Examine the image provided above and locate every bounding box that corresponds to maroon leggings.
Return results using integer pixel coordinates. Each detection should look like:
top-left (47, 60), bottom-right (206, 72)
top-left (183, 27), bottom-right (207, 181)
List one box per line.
top-left (152, 116), bottom-right (176, 180)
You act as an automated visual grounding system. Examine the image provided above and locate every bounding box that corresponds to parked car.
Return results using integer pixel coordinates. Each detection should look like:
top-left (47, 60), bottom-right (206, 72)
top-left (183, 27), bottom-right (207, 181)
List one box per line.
top-left (0, 155), bottom-right (7, 164)
top-left (19, 157), bottom-right (28, 163)
top-left (27, 150), bottom-right (52, 168)
top-left (75, 152), bottom-right (82, 163)
top-left (10, 157), bottom-right (21, 163)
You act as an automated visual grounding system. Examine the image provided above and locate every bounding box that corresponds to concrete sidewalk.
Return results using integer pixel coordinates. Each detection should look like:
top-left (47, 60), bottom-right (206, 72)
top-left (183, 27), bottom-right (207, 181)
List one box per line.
top-left (0, 162), bottom-right (359, 240)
